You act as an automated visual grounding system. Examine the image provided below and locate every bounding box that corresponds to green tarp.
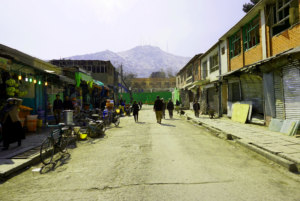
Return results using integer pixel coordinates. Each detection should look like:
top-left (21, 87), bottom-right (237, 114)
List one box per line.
top-left (75, 72), bottom-right (93, 87)
top-left (173, 87), bottom-right (181, 103)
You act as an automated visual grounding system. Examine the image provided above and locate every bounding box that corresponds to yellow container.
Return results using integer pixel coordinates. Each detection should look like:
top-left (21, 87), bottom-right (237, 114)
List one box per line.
top-left (37, 119), bottom-right (43, 127)
top-left (80, 133), bottom-right (87, 140)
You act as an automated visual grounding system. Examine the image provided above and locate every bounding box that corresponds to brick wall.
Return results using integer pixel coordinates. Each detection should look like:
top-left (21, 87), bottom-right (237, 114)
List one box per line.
top-left (244, 44), bottom-right (263, 65)
top-left (230, 54), bottom-right (244, 71)
top-left (271, 23), bottom-right (300, 55)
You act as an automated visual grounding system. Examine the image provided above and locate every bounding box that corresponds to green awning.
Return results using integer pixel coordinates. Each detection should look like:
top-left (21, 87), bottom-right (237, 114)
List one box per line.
top-left (75, 72), bottom-right (93, 87)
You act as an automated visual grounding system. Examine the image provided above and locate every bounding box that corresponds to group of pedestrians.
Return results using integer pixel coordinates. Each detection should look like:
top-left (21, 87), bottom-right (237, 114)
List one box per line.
top-left (153, 96), bottom-right (175, 124)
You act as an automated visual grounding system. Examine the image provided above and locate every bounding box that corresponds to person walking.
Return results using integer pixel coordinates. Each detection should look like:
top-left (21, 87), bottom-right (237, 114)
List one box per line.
top-left (132, 100), bottom-right (140, 122)
top-left (63, 95), bottom-right (74, 110)
top-left (161, 98), bottom-right (166, 119)
top-left (0, 98), bottom-right (25, 150)
top-left (167, 98), bottom-right (174, 119)
top-left (175, 99), bottom-right (180, 114)
top-left (53, 94), bottom-right (63, 124)
top-left (138, 100), bottom-right (142, 110)
top-left (153, 95), bottom-right (163, 124)
top-left (193, 100), bottom-right (200, 117)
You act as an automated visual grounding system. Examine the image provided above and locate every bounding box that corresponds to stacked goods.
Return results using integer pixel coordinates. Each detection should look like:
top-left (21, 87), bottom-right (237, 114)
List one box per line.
top-left (19, 105), bottom-right (33, 111)
top-left (106, 99), bottom-right (114, 110)
top-left (6, 79), bottom-right (15, 86)
top-left (6, 87), bottom-right (16, 97)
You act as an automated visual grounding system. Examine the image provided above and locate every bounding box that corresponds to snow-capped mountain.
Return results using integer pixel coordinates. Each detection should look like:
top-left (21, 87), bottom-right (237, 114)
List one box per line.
top-left (62, 45), bottom-right (191, 77)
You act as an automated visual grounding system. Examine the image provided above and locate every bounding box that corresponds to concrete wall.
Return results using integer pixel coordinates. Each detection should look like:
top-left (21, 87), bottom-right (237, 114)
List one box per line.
top-left (220, 40), bottom-right (228, 75)
top-left (179, 90), bottom-right (189, 107)
top-left (201, 46), bottom-right (219, 81)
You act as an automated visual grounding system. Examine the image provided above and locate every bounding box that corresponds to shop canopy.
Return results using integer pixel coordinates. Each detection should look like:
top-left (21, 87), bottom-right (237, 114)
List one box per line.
top-left (93, 79), bottom-right (105, 87)
top-left (75, 72), bottom-right (93, 87)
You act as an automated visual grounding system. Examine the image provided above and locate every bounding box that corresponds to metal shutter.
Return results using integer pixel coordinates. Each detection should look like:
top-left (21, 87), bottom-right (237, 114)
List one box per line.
top-left (274, 71), bottom-right (285, 119)
top-left (283, 60), bottom-right (300, 120)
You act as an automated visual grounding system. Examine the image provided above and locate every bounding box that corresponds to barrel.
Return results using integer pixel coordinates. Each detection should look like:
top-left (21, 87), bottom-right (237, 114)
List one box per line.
top-left (64, 110), bottom-right (74, 125)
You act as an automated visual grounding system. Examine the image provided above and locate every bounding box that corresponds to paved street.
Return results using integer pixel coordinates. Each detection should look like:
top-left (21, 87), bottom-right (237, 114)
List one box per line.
top-left (1, 106), bottom-right (300, 201)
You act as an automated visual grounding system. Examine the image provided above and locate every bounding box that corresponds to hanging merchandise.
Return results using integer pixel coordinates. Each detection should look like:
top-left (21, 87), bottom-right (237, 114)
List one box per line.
top-left (45, 75), bottom-right (48, 86)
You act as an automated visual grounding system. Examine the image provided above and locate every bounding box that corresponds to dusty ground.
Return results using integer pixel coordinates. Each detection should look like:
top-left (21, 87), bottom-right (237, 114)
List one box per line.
top-left (1, 105), bottom-right (300, 201)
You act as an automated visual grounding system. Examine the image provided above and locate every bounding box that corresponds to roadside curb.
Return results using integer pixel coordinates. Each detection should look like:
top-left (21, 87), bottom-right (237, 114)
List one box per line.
top-left (0, 137), bottom-right (77, 180)
top-left (180, 112), bottom-right (299, 172)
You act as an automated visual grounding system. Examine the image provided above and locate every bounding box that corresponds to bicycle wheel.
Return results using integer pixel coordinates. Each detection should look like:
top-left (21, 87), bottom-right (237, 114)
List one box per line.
top-left (60, 132), bottom-right (69, 153)
top-left (114, 117), bottom-right (120, 127)
top-left (40, 138), bottom-right (54, 165)
top-left (97, 124), bottom-right (106, 134)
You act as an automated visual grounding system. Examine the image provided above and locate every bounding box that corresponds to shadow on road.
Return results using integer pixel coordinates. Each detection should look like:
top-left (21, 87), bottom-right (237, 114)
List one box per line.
top-left (40, 153), bottom-right (71, 174)
top-left (160, 123), bottom-right (176, 127)
top-left (137, 122), bottom-right (146, 124)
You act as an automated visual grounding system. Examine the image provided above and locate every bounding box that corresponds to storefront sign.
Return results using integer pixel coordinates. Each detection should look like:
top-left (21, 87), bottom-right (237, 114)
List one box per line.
top-left (0, 57), bottom-right (11, 70)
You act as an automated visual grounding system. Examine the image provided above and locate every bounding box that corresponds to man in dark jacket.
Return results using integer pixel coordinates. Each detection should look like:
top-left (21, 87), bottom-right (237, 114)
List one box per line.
top-left (153, 95), bottom-right (163, 124)
top-left (167, 98), bottom-right (174, 119)
top-left (175, 99), bottom-right (180, 114)
top-left (193, 100), bottom-right (200, 117)
top-left (63, 95), bottom-right (73, 110)
top-left (53, 94), bottom-right (63, 124)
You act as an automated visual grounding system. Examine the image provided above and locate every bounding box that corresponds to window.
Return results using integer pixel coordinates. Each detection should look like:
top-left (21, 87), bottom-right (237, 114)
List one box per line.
top-left (243, 15), bottom-right (260, 51)
top-left (210, 54), bottom-right (219, 73)
top-left (87, 66), bottom-right (92, 71)
top-left (271, 0), bottom-right (299, 36)
top-left (172, 82), bottom-right (176, 85)
top-left (195, 62), bottom-right (199, 75)
top-left (187, 65), bottom-right (192, 77)
top-left (97, 66), bottom-right (100, 73)
top-left (92, 66), bottom-right (96, 73)
top-left (202, 61), bottom-right (208, 79)
top-left (104, 66), bottom-right (107, 73)
top-left (222, 47), bottom-right (225, 55)
top-left (229, 30), bottom-right (241, 59)
top-left (101, 66), bottom-right (105, 73)
top-left (83, 66), bottom-right (87, 70)
top-left (88, 61), bottom-right (93, 65)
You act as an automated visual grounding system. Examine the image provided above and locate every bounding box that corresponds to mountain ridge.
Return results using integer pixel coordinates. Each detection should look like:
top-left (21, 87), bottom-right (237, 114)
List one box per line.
top-left (60, 45), bottom-right (191, 78)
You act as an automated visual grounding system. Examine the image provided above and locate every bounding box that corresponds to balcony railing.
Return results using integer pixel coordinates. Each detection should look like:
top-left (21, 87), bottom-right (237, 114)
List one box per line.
top-left (186, 76), bottom-right (193, 84)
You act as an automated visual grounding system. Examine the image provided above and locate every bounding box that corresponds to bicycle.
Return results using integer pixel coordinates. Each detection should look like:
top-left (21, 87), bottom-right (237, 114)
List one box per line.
top-left (40, 124), bottom-right (71, 165)
top-left (81, 119), bottom-right (106, 137)
top-left (74, 110), bottom-right (89, 126)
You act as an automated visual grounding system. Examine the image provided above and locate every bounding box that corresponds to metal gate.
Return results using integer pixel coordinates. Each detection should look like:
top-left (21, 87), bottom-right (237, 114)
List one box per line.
top-left (274, 71), bottom-right (285, 119)
top-left (283, 61), bottom-right (300, 120)
top-left (207, 87), bottom-right (218, 114)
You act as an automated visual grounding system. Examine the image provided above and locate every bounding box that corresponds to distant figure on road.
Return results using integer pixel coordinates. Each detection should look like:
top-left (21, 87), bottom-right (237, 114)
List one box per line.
top-left (53, 94), bottom-right (63, 124)
top-left (175, 99), bottom-right (180, 114)
top-left (167, 98), bottom-right (174, 119)
top-left (132, 100), bottom-right (140, 122)
top-left (153, 95), bottom-right (163, 124)
top-left (63, 95), bottom-right (73, 110)
top-left (138, 100), bottom-right (142, 110)
top-left (161, 98), bottom-right (166, 119)
top-left (193, 100), bottom-right (200, 117)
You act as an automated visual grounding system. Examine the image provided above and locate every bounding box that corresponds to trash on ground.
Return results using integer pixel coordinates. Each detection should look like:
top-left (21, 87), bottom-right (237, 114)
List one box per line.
top-left (32, 168), bottom-right (41, 172)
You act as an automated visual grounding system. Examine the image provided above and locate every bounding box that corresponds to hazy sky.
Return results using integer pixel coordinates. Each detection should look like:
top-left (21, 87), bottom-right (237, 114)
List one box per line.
top-left (0, 0), bottom-right (251, 60)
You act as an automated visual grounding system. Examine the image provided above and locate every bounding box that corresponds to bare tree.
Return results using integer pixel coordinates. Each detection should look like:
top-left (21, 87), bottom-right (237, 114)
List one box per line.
top-left (166, 67), bottom-right (175, 78)
top-left (120, 70), bottom-right (138, 104)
